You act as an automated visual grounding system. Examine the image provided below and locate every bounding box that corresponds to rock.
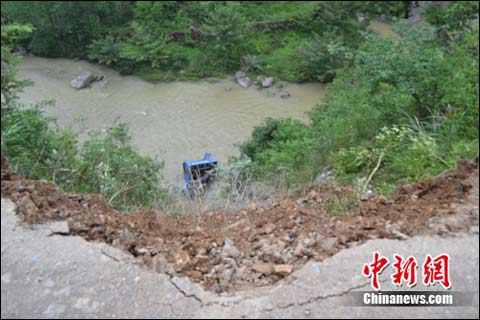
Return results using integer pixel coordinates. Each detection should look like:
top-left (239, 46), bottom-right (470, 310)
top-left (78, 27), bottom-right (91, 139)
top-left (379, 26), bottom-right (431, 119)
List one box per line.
top-left (237, 76), bottom-right (253, 88)
top-left (274, 264), bottom-right (293, 276)
top-left (252, 262), bottom-right (274, 275)
top-left (234, 71), bottom-right (253, 88)
top-left (294, 239), bottom-right (313, 257)
top-left (18, 196), bottom-right (38, 216)
top-left (70, 71), bottom-right (98, 90)
top-left (236, 266), bottom-right (248, 280)
top-left (296, 198), bottom-right (306, 206)
top-left (262, 77), bottom-right (274, 88)
top-left (174, 250), bottom-right (192, 272)
top-left (48, 221), bottom-right (69, 235)
top-left (222, 267), bottom-right (236, 283)
top-left (222, 239), bottom-right (242, 261)
top-left (257, 76), bottom-right (274, 88)
top-left (307, 190), bottom-right (318, 200)
top-left (319, 237), bottom-right (337, 251)
top-left (264, 223), bottom-right (276, 234)
top-left (385, 224), bottom-right (409, 240)
top-left (280, 91), bottom-right (291, 99)
top-left (136, 248), bottom-right (150, 255)
top-left (235, 70), bottom-right (246, 79)
top-left (360, 189), bottom-right (375, 201)
top-left (118, 228), bottom-right (135, 243)
top-left (315, 167), bottom-right (334, 182)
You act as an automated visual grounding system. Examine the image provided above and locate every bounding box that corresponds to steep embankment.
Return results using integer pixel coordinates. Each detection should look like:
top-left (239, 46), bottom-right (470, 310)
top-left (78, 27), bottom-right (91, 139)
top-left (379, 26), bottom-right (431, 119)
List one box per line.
top-left (1, 154), bottom-right (478, 292)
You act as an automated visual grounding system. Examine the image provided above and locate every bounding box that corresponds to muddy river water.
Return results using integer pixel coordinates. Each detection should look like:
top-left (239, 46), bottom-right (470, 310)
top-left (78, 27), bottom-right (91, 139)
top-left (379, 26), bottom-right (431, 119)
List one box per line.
top-left (17, 57), bottom-right (325, 184)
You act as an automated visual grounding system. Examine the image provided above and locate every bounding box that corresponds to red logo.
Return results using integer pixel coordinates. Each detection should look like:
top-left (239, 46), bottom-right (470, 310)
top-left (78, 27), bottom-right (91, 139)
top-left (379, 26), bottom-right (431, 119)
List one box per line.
top-left (363, 253), bottom-right (451, 290)
top-left (423, 254), bottom-right (451, 289)
top-left (392, 254), bottom-right (418, 287)
top-left (362, 251), bottom-right (389, 290)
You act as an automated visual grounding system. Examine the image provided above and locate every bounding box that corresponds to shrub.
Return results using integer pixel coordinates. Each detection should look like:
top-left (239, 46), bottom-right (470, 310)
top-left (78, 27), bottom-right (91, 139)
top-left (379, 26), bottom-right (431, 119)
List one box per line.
top-left (240, 118), bottom-right (313, 182)
top-left (298, 32), bottom-right (354, 82)
top-left (77, 124), bottom-right (167, 210)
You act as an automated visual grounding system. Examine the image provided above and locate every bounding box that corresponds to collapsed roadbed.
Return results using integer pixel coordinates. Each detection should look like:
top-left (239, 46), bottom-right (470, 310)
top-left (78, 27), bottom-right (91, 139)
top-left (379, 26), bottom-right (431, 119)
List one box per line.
top-left (1, 154), bottom-right (478, 292)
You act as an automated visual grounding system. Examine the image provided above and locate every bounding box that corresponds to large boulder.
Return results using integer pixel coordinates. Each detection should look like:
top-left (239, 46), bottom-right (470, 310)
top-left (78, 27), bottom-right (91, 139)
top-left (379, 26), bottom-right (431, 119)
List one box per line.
top-left (234, 71), bottom-right (253, 88)
top-left (70, 71), bottom-right (100, 90)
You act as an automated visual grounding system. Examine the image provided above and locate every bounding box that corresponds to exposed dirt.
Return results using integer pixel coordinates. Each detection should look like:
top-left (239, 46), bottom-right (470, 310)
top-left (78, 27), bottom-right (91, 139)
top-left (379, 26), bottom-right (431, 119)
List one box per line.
top-left (1, 154), bottom-right (478, 292)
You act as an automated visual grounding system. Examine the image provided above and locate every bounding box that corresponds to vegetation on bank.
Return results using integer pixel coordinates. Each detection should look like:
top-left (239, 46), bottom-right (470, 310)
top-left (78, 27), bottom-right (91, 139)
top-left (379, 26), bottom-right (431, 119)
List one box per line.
top-left (2, 1), bottom-right (413, 82)
top-left (240, 14), bottom-right (479, 194)
top-left (1, 1), bottom-right (479, 213)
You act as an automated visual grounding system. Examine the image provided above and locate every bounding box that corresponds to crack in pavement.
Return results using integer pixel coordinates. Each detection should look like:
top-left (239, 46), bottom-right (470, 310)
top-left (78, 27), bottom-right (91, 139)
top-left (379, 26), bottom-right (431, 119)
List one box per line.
top-left (168, 278), bottom-right (203, 304)
top-left (256, 281), bottom-right (372, 315)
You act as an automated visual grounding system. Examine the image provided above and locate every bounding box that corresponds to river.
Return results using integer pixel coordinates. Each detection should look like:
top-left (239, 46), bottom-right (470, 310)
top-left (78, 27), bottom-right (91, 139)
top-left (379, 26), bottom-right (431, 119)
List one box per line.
top-left (17, 56), bottom-right (326, 184)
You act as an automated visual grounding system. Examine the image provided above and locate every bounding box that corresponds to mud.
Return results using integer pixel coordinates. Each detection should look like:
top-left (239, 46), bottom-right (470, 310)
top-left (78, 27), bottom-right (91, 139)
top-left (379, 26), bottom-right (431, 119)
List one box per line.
top-left (1, 154), bottom-right (478, 292)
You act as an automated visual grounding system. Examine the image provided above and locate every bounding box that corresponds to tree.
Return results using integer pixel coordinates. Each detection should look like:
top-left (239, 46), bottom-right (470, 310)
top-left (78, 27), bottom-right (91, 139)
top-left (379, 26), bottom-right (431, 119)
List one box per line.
top-left (1, 23), bottom-right (33, 111)
top-left (202, 4), bottom-right (248, 71)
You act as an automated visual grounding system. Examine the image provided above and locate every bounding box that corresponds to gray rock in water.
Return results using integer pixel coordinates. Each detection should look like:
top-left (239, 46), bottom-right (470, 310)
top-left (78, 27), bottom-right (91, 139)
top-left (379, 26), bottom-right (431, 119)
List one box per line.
top-left (235, 71), bottom-right (253, 88)
top-left (261, 77), bottom-right (274, 88)
top-left (280, 91), bottom-right (291, 99)
top-left (70, 71), bottom-right (98, 90)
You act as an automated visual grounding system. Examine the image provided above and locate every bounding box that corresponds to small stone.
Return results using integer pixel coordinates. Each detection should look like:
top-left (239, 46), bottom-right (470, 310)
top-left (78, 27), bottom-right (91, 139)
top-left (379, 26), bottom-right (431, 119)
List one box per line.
top-left (274, 264), bottom-right (293, 276)
top-left (252, 262), bottom-right (274, 275)
top-left (119, 228), bottom-right (135, 242)
top-left (280, 91), bottom-right (291, 99)
top-left (136, 248), bottom-right (149, 255)
top-left (174, 250), bottom-right (192, 272)
top-left (222, 239), bottom-right (242, 261)
top-left (294, 242), bottom-right (310, 257)
top-left (264, 223), bottom-right (276, 234)
top-left (320, 237), bottom-right (337, 251)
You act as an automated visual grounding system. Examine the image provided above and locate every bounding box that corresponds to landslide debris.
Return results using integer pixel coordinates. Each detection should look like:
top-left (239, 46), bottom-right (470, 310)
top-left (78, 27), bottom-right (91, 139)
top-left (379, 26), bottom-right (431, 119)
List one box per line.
top-left (1, 154), bottom-right (478, 292)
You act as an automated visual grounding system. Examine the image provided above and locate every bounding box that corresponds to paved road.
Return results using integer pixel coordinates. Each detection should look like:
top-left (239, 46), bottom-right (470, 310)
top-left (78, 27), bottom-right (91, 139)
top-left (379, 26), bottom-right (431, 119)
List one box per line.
top-left (1, 198), bottom-right (479, 319)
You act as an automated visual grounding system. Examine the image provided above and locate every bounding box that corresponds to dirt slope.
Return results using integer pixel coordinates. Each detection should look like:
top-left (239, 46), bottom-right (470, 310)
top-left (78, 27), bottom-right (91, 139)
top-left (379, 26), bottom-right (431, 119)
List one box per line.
top-left (1, 154), bottom-right (478, 292)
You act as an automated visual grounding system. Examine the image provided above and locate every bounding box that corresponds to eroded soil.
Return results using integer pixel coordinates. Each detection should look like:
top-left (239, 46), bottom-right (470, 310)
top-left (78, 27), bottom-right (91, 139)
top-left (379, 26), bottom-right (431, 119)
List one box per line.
top-left (1, 154), bottom-right (478, 293)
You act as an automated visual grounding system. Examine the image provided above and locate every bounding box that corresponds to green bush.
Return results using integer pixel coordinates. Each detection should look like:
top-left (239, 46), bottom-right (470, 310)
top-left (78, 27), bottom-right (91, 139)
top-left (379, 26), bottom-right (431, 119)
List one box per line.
top-left (76, 124), bottom-right (167, 210)
top-left (1, 1), bottom-right (134, 58)
top-left (1, 106), bottom-right (167, 210)
top-left (298, 32), bottom-right (354, 82)
top-left (424, 1), bottom-right (479, 34)
top-left (240, 118), bottom-right (313, 182)
top-left (1, 106), bottom-right (79, 185)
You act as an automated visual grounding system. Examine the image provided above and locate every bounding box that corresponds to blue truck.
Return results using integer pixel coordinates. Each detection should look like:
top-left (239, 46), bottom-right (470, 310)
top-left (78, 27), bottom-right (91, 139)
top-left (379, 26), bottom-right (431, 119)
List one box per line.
top-left (182, 153), bottom-right (218, 192)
